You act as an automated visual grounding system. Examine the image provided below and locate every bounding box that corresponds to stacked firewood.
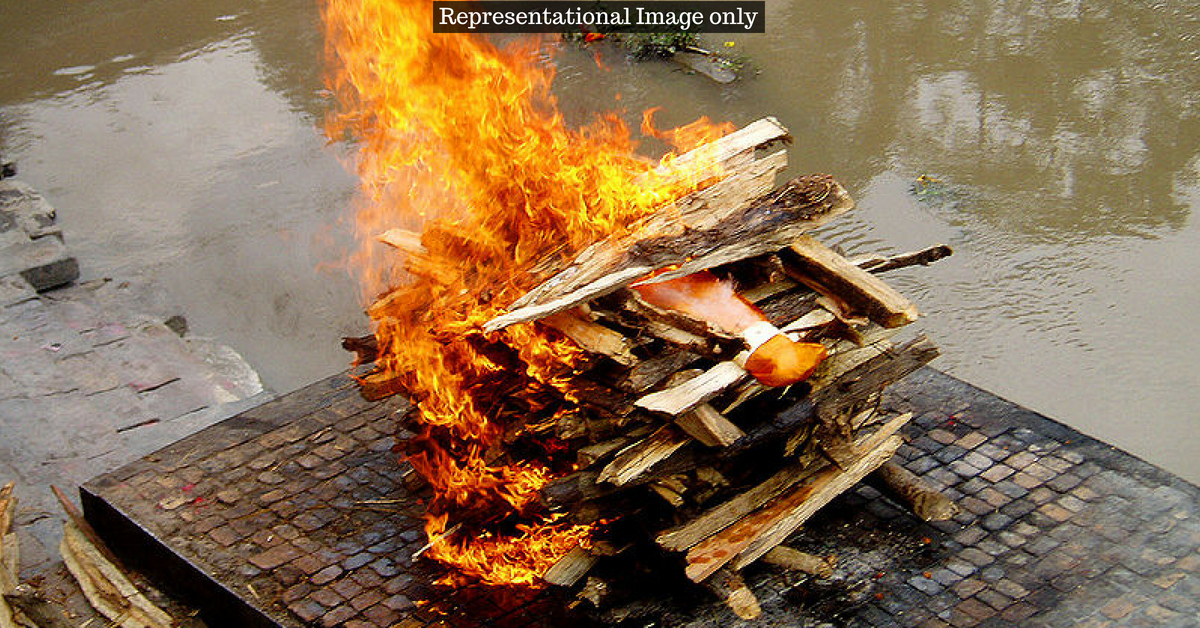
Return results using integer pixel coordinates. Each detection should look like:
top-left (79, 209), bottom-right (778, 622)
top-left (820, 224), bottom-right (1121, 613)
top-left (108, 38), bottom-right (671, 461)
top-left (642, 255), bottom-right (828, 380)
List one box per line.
top-left (355, 119), bottom-right (958, 618)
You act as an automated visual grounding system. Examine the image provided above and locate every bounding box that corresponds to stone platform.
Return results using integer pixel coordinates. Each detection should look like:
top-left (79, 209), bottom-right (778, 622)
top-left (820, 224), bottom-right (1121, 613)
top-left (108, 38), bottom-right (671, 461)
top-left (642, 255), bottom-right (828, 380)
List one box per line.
top-left (81, 369), bottom-right (1200, 627)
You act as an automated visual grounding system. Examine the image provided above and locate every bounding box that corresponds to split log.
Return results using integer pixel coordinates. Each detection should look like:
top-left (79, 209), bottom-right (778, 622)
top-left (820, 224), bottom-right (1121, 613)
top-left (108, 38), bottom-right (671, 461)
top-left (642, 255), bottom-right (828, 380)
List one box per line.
top-left (542, 546), bottom-right (597, 587)
top-left (761, 546), bottom-right (836, 578)
top-left (0, 483), bottom-right (15, 628)
top-left (576, 437), bottom-right (634, 467)
top-left (683, 412), bottom-right (912, 581)
top-left (485, 120), bottom-right (794, 333)
top-left (597, 426), bottom-right (690, 486)
top-left (704, 567), bottom-right (761, 620)
top-left (484, 173), bottom-right (853, 332)
top-left (868, 461), bottom-right (960, 522)
top-left (540, 311), bottom-right (637, 366)
top-left (656, 457), bottom-right (823, 552)
top-left (732, 436), bottom-right (910, 570)
top-left (576, 577), bottom-right (609, 607)
top-left (634, 359), bottom-right (748, 417)
top-left (780, 235), bottom-right (918, 328)
top-left (541, 472), bottom-right (603, 510)
top-left (660, 370), bottom-right (744, 448)
top-left (60, 520), bottom-right (174, 628)
top-left (615, 350), bottom-right (698, 393)
top-left (810, 335), bottom-right (939, 426)
top-left (51, 486), bottom-right (123, 571)
top-left (676, 404), bottom-right (744, 448)
top-left (377, 228), bottom-right (425, 255)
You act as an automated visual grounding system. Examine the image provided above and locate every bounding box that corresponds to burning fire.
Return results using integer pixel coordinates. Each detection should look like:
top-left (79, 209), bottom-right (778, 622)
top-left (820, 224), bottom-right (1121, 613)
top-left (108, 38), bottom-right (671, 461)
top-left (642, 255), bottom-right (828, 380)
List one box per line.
top-left (323, 0), bottom-right (733, 586)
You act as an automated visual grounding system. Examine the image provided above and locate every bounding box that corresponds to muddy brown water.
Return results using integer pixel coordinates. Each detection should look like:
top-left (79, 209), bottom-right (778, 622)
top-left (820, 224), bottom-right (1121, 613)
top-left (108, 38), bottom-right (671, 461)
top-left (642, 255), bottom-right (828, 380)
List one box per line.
top-left (2, 0), bottom-right (1198, 485)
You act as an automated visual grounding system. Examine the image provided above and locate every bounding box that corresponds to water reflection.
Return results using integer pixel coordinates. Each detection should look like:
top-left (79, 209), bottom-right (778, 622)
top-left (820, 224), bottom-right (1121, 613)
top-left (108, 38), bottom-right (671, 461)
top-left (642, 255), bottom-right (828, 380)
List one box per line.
top-left (1, 0), bottom-right (1197, 482)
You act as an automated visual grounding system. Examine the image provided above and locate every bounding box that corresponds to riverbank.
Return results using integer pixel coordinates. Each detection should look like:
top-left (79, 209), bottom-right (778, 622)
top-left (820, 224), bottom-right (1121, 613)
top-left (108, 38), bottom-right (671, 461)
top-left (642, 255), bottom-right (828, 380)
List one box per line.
top-left (0, 177), bottom-right (270, 621)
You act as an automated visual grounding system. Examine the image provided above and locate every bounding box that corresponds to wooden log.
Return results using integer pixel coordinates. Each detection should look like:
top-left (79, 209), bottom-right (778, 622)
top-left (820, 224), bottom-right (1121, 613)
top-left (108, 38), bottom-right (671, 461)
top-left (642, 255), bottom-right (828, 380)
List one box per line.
top-left (656, 457), bottom-right (822, 552)
top-left (761, 546), bottom-right (836, 578)
top-left (634, 359), bottom-right (748, 417)
top-left (540, 311), bottom-right (637, 367)
top-left (542, 546), bottom-right (597, 587)
top-left (869, 461), bottom-right (960, 522)
top-left (597, 425), bottom-right (690, 486)
top-left (377, 228), bottom-right (425, 255)
top-left (660, 370), bottom-right (744, 448)
top-left (683, 413), bottom-right (911, 581)
top-left (484, 173), bottom-right (853, 332)
top-left (615, 350), bottom-right (698, 393)
top-left (576, 437), bottom-right (634, 467)
top-left (809, 335), bottom-right (939, 426)
top-left (780, 235), bottom-right (918, 328)
top-left (676, 403), bottom-right (745, 448)
top-left (488, 120), bottom-right (793, 331)
top-left (851, 244), bottom-right (953, 274)
top-left (341, 334), bottom-right (378, 364)
top-left (704, 567), bottom-right (761, 620)
top-left (541, 472), bottom-right (602, 509)
top-left (650, 484), bottom-right (685, 507)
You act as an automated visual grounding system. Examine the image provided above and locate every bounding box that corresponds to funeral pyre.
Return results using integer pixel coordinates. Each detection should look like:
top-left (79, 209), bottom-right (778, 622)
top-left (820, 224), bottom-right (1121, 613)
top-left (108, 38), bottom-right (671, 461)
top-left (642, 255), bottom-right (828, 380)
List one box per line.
top-left (325, 0), bottom-right (956, 618)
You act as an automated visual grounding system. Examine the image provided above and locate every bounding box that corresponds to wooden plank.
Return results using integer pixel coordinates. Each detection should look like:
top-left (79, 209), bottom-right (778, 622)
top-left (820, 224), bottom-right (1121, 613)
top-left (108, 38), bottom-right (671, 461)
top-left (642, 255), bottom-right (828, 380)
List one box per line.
top-left (780, 235), bottom-right (918, 328)
top-left (596, 425), bottom-right (690, 486)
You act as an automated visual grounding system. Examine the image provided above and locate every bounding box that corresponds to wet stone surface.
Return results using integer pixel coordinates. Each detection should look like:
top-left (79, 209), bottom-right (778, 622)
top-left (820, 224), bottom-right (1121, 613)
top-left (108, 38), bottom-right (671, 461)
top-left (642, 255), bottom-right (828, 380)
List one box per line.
top-left (83, 369), bottom-right (1200, 627)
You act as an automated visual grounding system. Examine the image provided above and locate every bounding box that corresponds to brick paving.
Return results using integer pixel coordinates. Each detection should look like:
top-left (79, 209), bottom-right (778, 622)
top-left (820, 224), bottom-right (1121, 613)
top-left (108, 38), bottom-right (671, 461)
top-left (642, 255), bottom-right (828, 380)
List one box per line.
top-left (80, 367), bottom-right (1200, 627)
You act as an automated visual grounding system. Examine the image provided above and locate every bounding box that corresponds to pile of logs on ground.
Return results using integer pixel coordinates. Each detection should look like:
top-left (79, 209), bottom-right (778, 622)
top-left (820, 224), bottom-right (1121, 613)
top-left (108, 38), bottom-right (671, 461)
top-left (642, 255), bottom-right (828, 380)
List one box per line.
top-left (355, 118), bottom-right (959, 619)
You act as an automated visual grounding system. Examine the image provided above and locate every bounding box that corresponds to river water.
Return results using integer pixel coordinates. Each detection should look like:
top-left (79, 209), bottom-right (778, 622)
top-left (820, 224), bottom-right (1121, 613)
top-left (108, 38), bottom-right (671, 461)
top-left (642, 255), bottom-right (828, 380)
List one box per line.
top-left (2, 0), bottom-right (1197, 484)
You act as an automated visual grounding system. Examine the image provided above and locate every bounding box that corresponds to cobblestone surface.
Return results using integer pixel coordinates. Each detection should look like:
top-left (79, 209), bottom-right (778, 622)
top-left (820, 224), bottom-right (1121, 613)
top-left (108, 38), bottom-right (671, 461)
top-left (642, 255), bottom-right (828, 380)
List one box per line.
top-left (82, 367), bottom-right (1200, 627)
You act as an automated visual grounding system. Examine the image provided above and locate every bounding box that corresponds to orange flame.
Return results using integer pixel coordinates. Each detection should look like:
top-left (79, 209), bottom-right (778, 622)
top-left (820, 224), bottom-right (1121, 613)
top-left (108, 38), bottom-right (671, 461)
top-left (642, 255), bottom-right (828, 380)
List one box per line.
top-left (323, 0), bottom-right (733, 586)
